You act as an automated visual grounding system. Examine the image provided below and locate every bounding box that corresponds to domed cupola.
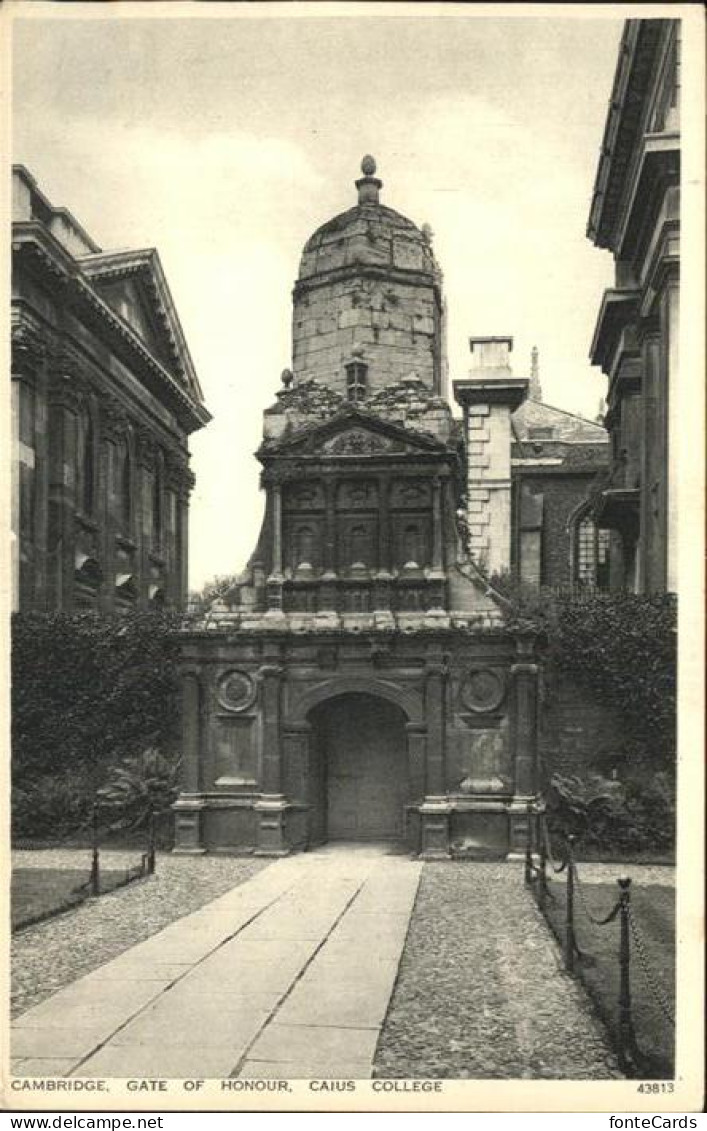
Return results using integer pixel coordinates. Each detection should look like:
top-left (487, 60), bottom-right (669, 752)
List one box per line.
top-left (292, 157), bottom-right (446, 400)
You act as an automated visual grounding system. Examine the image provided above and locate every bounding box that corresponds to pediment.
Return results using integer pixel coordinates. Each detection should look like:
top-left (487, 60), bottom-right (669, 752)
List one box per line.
top-left (261, 406), bottom-right (448, 459)
top-left (78, 248), bottom-right (204, 404)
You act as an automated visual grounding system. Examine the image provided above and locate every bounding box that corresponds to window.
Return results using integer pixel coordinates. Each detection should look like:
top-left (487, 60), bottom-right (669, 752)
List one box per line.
top-left (345, 362), bottom-right (368, 403)
top-left (573, 512), bottom-right (610, 589)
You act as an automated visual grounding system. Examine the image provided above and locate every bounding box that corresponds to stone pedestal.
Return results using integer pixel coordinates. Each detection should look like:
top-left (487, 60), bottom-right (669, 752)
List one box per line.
top-left (172, 795), bottom-right (206, 854)
top-left (254, 795), bottom-right (291, 856)
top-left (419, 796), bottom-right (451, 858)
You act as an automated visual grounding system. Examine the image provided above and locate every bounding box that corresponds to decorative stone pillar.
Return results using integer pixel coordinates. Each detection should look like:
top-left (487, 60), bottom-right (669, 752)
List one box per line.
top-left (507, 632), bottom-right (540, 859)
top-left (419, 651), bottom-right (451, 857)
top-left (172, 667), bottom-right (206, 853)
top-left (254, 657), bottom-right (290, 855)
top-left (265, 481), bottom-right (285, 615)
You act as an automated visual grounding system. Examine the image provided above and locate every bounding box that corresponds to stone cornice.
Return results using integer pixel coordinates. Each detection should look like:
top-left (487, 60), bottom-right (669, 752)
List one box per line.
top-left (589, 288), bottom-right (641, 375)
top-left (453, 378), bottom-right (528, 410)
top-left (587, 19), bottom-right (672, 250)
top-left (11, 320), bottom-right (46, 378)
top-left (13, 224), bottom-right (211, 434)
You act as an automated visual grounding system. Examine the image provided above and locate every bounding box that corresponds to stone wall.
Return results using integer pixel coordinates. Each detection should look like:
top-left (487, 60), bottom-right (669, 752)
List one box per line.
top-left (292, 273), bottom-right (441, 394)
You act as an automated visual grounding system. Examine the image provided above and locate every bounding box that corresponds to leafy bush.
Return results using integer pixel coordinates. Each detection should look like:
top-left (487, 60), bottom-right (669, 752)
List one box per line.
top-left (97, 748), bottom-right (182, 831)
top-left (12, 611), bottom-right (182, 840)
top-left (546, 771), bottom-right (675, 855)
top-left (489, 578), bottom-right (677, 772)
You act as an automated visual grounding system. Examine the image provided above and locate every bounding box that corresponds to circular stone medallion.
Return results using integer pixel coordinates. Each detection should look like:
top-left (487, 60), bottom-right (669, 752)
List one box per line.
top-left (460, 668), bottom-right (506, 714)
top-left (217, 669), bottom-right (256, 712)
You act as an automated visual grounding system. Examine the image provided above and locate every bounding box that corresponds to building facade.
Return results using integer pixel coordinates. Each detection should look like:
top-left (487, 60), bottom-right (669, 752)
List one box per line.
top-left (511, 349), bottom-right (609, 591)
top-left (587, 18), bottom-right (680, 593)
top-left (11, 166), bottom-right (210, 613)
top-left (175, 158), bottom-right (540, 860)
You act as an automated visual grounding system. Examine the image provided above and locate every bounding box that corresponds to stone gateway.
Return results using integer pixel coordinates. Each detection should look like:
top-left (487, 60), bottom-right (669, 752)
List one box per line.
top-left (174, 159), bottom-right (540, 859)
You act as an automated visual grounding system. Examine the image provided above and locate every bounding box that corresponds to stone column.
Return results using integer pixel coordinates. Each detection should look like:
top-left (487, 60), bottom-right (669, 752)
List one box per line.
top-left (507, 633), bottom-right (540, 859)
top-left (265, 481), bottom-right (285, 615)
top-left (419, 652), bottom-right (451, 857)
top-left (47, 371), bottom-right (81, 610)
top-left (254, 656), bottom-right (290, 855)
top-left (11, 325), bottom-right (47, 610)
top-left (172, 667), bottom-right (206, 853)
top-left (374, 476), bottom-right (393, 619)
top-left (320, 477), bottom-right (338, 615)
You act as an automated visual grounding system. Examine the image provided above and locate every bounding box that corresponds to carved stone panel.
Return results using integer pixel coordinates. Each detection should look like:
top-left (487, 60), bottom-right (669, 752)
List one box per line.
top-left (336, 479), bottom-right (379, 510)
top-left (459, 668), bottom-right (507, 714)
top-left (217, 669), bottom-right (257, 713)
top-left (214, 717), bottom-right (257, 784)
top-left (390, 478), bottom-right (432, 509)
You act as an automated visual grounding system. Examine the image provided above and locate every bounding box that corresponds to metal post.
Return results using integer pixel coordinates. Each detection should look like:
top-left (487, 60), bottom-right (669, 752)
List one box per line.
top-left (90, 801), bottom-right (100, 897)
top-left (524, 800), bottom-right (534, 885)
top-left (618, 875), bottom-right (635, 1073)
top-left (538, 818), bottom-right (548, 911)
top-left (565, 834), bottom-right (576, 972)
top-left (147, 805), bottom-right (156, 875)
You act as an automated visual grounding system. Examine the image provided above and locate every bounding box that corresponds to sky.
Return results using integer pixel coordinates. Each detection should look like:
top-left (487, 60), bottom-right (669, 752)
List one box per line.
top-left (12, 7), bottom-right (624, 591)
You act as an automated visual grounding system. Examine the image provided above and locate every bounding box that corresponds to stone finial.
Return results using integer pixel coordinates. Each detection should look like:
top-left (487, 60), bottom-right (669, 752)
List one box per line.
top-left (281, 368), bottom-right (293, 388)
top-left (421, 223), bottom-right (434, 246)
top-left (529, 345), bottom-right (542, 401)
top-left (356, 155), bottom-right (383, 205)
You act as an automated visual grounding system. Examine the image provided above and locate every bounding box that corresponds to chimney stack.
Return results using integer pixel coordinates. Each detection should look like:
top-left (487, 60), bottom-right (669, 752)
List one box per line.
top-left (453, 336), bottom-right (528, 575)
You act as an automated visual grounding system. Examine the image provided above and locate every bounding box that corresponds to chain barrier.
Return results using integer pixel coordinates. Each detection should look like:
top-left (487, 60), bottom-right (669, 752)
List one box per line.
top-left (628, 902), bottom-right (675, 1026)
top-left (540, 816), bottom-right (568, 874)
top-left (523, 817), bottom-right (673, 1078)
top-left (573, 863), bottom-right (622, 927)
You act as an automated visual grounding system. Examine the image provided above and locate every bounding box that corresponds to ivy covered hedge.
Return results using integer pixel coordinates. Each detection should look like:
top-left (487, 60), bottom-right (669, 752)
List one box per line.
top-left (490, 581), bottom-right (677, 855)
top-left (12, 612), bottom-right (182, 840)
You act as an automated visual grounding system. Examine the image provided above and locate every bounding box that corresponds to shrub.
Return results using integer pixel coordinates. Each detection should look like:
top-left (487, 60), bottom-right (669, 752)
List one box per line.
top-left (97, 747), bottom-right (182, 831)
top-left (546, 771), bottom-right (675, 855)
top-left (12, 611), bottom-right (182, 840)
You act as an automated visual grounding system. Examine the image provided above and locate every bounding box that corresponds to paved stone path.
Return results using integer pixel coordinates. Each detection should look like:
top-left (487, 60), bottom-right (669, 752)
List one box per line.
top-left (12, 845), bottom-right (421, 1080)
top-left (12, 848), bottom-right (633, 1081)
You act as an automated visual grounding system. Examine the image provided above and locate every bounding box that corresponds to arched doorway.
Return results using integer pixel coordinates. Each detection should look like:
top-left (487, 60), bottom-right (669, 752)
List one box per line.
top-left (307, 693), bottom-right (409, 845)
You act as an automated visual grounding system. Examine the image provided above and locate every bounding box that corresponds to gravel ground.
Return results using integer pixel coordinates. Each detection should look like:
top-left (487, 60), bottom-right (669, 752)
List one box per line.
top-left (574, 863), bottom-right (675, 887)
top-left (374, 862), bottom-right (623, 1080)
top-left (11, 851), bottom-right (268, 1018)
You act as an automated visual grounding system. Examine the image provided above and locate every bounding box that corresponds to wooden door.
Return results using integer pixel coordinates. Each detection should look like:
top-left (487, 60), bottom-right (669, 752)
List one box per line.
top-left (315, 694), bottom-right (407, 841)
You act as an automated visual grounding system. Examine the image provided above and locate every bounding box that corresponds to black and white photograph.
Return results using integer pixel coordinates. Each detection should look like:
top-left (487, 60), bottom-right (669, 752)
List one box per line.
top-left (3, 0), bottom-right (704, 1116)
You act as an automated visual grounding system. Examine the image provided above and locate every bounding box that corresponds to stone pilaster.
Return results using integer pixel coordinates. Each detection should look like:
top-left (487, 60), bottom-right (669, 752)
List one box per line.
top-left (47, 372), bottom-right (82, 610)
top-left (419, 651), bottom-right (451, 858)
top-left (507, 633), bottom-right (540, 859)
top-left (255, 656), bottom-right (290, 855)
top-left (173, 667), bottom-right (206, 853)
top-left (265, 482), bottom-right (285, 615)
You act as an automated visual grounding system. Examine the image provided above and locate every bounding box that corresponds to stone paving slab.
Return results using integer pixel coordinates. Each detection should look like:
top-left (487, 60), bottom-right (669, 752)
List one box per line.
top-left (239, 1060), bottom-right (373, 1080)
top-left (12, 846), bottom-right (420, 1080)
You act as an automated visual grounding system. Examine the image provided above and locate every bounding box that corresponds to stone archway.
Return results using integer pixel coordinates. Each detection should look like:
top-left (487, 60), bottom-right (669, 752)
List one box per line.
top-left (307, 692), bottom-right (409, 845)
